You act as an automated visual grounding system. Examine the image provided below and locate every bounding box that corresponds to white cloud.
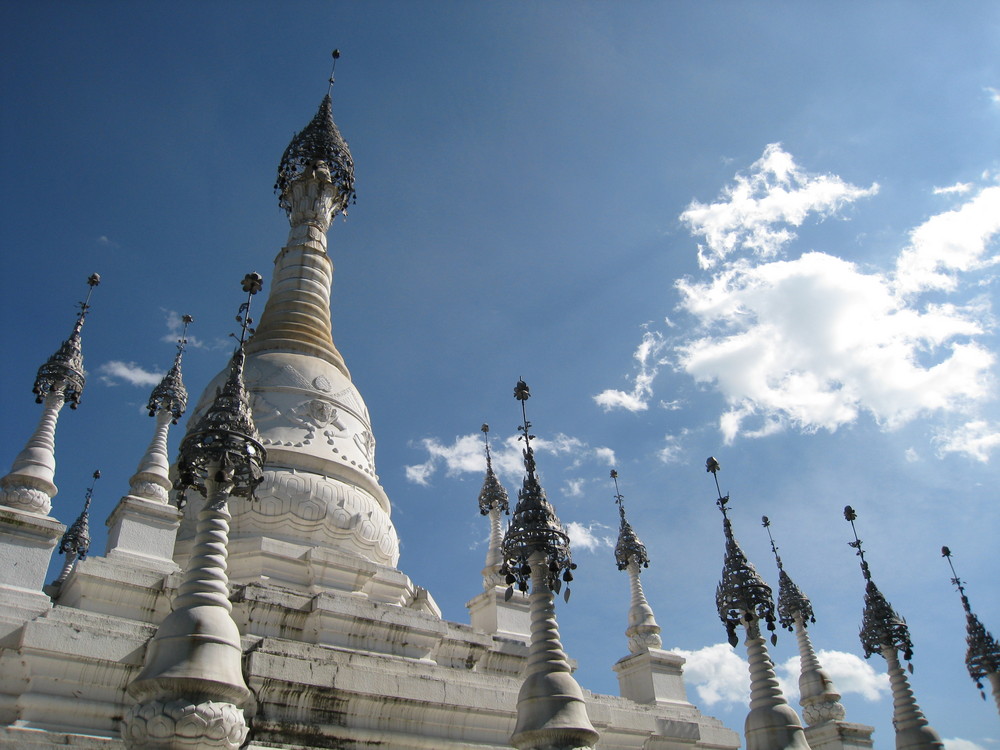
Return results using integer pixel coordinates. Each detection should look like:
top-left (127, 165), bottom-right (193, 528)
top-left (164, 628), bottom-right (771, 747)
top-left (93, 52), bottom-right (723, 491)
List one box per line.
top-left (944, 740), bottom-right (987, 750)
top-left (98, 361), bottom-right (163, 387)
top-left (564, 521), bottom-right (614, 553)
top-left (658, 432), bottom-right (686, 464)
top-left (162, 309), bottom-right (211, 350)
top-left (904, 447), bottom-right (919, 463)
top-left (680, 143), bottom-right (878, 269)
top-left (564, 479), bottom-right (585, 497)
top-left (669, 643), bottom-right (748, 706)
top-left (893, 186), bottom-right (1000, 296)
top-left (594, 330), bottom-right (667, 413)
top-left (933, 183), bottom-right (973, 195)
top-left (405, 432), bottom-right (615, 485)
top-left (934, 421), bottom-right (1000, 463)
top-left (96, 235), bottom-right (119, 248)
top-left (672, 166), bottom-right (999, 454)
top-left (986, 86), bottom-right (1000, 106)
top-left (775, 650), bottom-right (889, 703)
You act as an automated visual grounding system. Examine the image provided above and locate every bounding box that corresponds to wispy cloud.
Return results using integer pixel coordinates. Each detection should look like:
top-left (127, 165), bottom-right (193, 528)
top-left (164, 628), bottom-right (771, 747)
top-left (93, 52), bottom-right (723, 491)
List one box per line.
top-left (986, 86), bottom-right (1000, 107)
top-left (161, 309), bottom-right (215, 350)
top-left (98, 361), bottom-right (163, 387)
top-left (680, 143), bottom-right (878, 269)
top-left (933, 183), bottom-right (973, 196)
top-left (933, 420), bottom-right (1000, 463)
top-left (404, 432), bottom-right (615, 486)
top-left (564, 520), bottom-right (614, 552)
top-left (594, 330), bottom-right (668, 413)
top-left (944, 740), bottom-right (987, 750)
top-left (96, 235), bottom-right (120, 249)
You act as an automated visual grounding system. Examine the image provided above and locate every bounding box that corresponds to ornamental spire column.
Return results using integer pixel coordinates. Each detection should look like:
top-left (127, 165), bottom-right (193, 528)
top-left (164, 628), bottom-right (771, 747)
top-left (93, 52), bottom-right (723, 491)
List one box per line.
top-left (611, 470), bottom-right (661, 653)
top-left (123, 275), bottom-right (266, 750)
top-left (479, 424), bottom-right (510, 587)
top-left (762, 516), bottom-right (874, 750)
top-left (500, 380), bottom-right (598, 750)
top-left (1, 273), bottom-right (100, 515)
top-left (245, 51), bottom-right (356, 376)
top-left (105, 317), bottom-right (191, 572)
top-left (707, 458), bottom-right (809, 750)
top-left (844, 506), bottom-right (943, 750)
top-left (942, 546), bottom-right (1000, 715)
top-left (51, 470), bottom-right (100, 586)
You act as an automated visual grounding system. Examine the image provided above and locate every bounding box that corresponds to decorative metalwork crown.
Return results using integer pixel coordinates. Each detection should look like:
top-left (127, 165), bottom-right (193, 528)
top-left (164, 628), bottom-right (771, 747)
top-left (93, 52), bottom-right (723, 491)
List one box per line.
top-left (175, 275), bottom-right (266, 502)
top-left (844, 505), bottom-right (915, 664)
top-left (33, 273), bottom-right (100, 409)
top-left (478, 424), bottom-right (509, 516)
top-left (500, 380), bottom-right (576, 601)
top-left (708, 458), bottom-right (778, 647)
top-left (612, 470), bottom-right (649, 571)
top-left (59, 470), bottom-right (100, 559)
top-left (275, 89), bottom-right (356, 220)
top-left (147, 314), bottom-right (191, 423)
top-left (943, 546), bottom-right (1000, 700)
top-left (762, 515), bottom-right (815, 630)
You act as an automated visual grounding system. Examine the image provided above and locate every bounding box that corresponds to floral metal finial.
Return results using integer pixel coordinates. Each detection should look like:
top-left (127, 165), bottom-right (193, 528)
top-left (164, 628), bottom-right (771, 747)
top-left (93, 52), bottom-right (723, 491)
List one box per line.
top-left (478, 423), bottom-right (509, 516)
top-left (59, 470), bottom-right (100, 560)
top-left (942, 546), bottom-right (1000, 701)
top-left (147, 314), bottom-right (192, 423)
top-left (709, 457), bottom-right (778, 647)
top-left (175, 276), bottom-right (266, 504)
top-left (32, 273), bottom-right (101, 409)
top-left (327, 49), bottom-right (341, 96)
top-left (762, 515), bottom-right (815, 631)
top-left (500, 380), bottom-right (576, 602)
top-left (844, 506), bottom-right (915, 667)
top-left (612, 469), bottom-right (649, 571)
top-left (275, 64), bottom-right (356, 221)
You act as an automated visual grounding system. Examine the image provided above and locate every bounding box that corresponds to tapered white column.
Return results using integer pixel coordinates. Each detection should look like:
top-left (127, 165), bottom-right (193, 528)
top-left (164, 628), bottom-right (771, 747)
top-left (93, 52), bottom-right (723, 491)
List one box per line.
top-left (882, 648), bottom-right (943, 750)
top-left (1, 390), bottom-right (65, 514)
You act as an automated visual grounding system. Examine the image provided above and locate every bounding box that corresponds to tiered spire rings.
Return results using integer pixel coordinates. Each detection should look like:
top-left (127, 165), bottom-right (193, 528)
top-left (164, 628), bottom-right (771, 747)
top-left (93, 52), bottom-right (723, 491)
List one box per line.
top-left (611, 469), bottom-right (661, 653)
top-left (123, 275), bottom-right (266, 750)
top-left (707, 457), bottom-right (808, 750)
top-left (844, 506), bottom-right (943, 749)
top-left (942, 546), bottom-right (1000, 713)
top-left (500, 380), bottom-right (597, 750)
top-left (762, 516), bottom-right (847, 726)
top-left (0, 273), bottom-right (100, 514)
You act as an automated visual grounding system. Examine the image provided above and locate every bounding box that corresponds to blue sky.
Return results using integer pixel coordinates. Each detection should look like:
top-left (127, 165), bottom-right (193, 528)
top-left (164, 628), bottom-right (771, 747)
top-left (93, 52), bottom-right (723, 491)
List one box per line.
top-left (2, 3), bottom-right (999, 745)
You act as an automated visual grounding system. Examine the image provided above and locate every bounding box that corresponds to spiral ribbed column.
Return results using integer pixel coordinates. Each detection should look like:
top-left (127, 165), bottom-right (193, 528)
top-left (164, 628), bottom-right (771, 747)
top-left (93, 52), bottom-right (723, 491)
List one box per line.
top-left (793, 614), bottom-right (845, 725)
top-left (0, 390), bottom-right (65, 514)
top-left (124, 472), bottom-right (251, 750)
top-left (510, 550), bottom-right (598, 750)
top-left (128, 410), bottom-right (174, 502)
top-left (625, 561), bottom-right (661, 653)
top-left (482, 505), bottom-right (504, 584)
top-left (882, 647), bottom-right (943, 750)
top-left (744, 622), bottom-right (810, 750)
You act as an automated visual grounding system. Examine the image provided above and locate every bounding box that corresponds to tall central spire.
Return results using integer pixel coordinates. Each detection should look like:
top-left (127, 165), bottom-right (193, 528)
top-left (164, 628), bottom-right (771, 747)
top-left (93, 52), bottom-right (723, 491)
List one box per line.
top-left (246, 54), bottom-right (356, 374)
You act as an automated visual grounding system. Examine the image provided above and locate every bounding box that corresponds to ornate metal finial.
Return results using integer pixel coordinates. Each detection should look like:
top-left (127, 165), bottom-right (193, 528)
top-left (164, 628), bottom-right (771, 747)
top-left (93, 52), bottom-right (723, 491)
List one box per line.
top-left (612, 469), bottom-right (649, 571)
top-left (844, 506), bottom-right (915, 667)
top-left (943, 546), bottom-right (1000, 701)
top-left (327, 49), bottom-right (341, 96)
top-left (478, 423), bottom-right (509, 516)
top-left (500, 380), bottom-right (577, 602)
top-left (32, 273), bottom-right (101, 409)
top-left (275, 75), bottom-right (356, 220)
top-left (762, 515), bottom-right (815, 631)
top-left (175, 276), bottom-right (266, 504)
top-left (147, 314), bottom-right (192, 423)
top-left (709, 457), bottom-right (778, 647)
top-left (59, 469), bottom-right (100, 559)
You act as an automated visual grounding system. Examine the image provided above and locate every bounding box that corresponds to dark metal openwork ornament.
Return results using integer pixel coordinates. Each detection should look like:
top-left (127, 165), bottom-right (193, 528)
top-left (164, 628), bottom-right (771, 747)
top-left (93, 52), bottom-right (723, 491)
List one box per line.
top-left (477, 424), bottom-right (509, 516)
top-left (175, 275), bottom-right (266, 505)
top-left (612, 469), bottom-right (649, 571)
top-left (943, 546), bottom-right (1000, 700)
top-left (762, 515), bottom-right (815, 631)
top-left (33, 273), bottom-right (100, 409)
top-left (845, 505), bottom-right (915, 668)
top-left (275, 65), bottom-right (356, 221)
top-left (147, 314), bottom-right (191, 423)
top-left (60, 470), bottom-right (100, 559)
top-left (500, 380), bottom-right (576, 602)
top-left (708, 457), bottom-right (778, 648)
